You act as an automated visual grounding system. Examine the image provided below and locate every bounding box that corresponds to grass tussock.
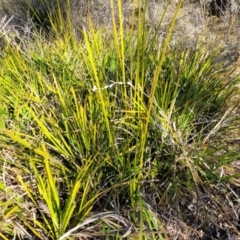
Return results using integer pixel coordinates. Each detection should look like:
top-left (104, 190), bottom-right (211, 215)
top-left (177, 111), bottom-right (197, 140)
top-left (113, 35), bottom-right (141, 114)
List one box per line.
top-left (0, 0), bottom-right (240, 239)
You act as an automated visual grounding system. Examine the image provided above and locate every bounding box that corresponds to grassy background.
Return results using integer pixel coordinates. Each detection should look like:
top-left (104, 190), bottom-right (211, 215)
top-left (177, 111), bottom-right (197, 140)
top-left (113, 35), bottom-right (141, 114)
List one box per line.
top-left (1, 0), bottom-right (240, 239)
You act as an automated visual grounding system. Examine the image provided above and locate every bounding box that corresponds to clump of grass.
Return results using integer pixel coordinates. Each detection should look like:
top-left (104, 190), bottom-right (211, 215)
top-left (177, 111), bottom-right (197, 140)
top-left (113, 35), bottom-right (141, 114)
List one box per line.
top-left (0, 0), bottom-right (240, 239)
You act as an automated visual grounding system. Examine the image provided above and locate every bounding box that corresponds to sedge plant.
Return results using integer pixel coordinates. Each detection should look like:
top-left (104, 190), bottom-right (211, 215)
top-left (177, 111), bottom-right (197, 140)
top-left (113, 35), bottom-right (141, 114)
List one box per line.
top-left (0, 0), bottom-right (240, 239)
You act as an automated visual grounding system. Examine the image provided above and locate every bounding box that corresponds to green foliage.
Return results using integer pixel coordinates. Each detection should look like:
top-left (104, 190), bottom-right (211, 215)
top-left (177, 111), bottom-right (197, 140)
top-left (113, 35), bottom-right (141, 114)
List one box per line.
top-left (0, 0), bottom-right (240, 239)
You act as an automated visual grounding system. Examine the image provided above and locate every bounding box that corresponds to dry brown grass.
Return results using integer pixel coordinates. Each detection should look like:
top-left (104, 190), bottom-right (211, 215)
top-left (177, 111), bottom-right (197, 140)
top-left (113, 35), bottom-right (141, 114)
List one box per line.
top-left (0, 1), bottom-right (240, 51)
